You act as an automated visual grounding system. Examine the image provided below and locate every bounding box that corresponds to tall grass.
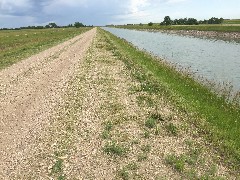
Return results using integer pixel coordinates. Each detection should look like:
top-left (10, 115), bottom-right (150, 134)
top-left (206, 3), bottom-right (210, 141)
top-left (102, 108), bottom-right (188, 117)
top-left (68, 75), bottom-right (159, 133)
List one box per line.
top-left (100, 28), bottom-right (240, 170)
top-left (0, 27), bottom-right (92, 69)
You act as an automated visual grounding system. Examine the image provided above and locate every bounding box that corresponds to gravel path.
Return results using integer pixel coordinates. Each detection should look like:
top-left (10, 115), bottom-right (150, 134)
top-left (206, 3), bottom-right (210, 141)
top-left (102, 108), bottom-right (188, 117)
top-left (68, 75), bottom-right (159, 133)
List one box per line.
top-left (0, 28), bottom-right (96, 178)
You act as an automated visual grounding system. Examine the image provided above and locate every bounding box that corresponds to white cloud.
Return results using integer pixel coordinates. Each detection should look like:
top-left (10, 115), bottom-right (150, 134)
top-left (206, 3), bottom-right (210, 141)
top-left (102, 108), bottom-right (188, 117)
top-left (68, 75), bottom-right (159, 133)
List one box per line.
top-left (111, 0), bottom-right (152, 24)
top-left (129, 0), bottom-right (149, 13)
top-left (166, 0), bottom-right (189, 4)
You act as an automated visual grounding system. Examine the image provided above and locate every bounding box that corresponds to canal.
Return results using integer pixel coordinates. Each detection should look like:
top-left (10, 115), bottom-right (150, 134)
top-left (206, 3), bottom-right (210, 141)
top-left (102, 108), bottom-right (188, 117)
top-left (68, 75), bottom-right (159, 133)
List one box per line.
top-left (103, 27), bottom-right (240, 94)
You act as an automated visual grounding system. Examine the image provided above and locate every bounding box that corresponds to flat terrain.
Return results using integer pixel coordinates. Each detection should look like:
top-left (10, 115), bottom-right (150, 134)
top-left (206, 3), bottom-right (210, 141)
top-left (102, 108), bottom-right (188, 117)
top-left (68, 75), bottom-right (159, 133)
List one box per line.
top-left (0, 28), bottom-right (91, 69)
top-left (223, 19), bottom-right (240, 25)
top-left (0, 28), bottom-right (239, 179)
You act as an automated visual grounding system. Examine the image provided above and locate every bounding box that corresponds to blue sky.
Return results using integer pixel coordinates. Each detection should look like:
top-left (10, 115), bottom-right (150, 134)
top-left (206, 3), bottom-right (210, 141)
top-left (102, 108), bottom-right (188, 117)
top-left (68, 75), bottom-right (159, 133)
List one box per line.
top-left (0, 0), bottom-right (240, 28)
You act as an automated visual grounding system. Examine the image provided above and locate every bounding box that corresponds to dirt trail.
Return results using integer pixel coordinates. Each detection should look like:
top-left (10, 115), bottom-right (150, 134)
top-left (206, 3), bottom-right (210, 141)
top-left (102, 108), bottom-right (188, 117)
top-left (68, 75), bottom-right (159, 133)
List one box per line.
top-left (0, 28), bottom-right (96, 178)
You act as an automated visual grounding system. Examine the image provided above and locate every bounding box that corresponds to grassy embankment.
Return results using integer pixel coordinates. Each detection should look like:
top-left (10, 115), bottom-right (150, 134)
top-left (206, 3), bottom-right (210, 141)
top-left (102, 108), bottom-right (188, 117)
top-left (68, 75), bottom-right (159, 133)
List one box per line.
top-left (114, 21), bottom-right (240, 32)
top-left (100, 28), bottom-right (240, 170)
top-left (0, 27), bottom-right (92, 69)
top-left (223, 19), bottom-right (240, 25)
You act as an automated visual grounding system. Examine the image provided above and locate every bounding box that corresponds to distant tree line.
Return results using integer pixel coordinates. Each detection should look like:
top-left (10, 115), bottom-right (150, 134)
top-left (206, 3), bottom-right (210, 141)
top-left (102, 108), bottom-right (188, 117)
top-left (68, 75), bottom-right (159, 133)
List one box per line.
top-left (159, 16), bottom-right (224, 26)
top-left (0, 22), bottom-right (92, 30)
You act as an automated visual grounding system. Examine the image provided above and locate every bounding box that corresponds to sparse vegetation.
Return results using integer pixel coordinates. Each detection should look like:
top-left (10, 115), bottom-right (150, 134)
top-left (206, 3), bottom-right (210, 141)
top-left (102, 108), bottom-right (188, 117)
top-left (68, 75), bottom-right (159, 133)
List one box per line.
top-left (103, 141), bottom-right (127, 156)
top-left (145, 117), bottom-right (157, 129)
top-left (137, 153), bottom-right (148, 162)
top-left (165, 123), bottom-right (178, 136)
top-left (165, 154), bottom-right (185, 172)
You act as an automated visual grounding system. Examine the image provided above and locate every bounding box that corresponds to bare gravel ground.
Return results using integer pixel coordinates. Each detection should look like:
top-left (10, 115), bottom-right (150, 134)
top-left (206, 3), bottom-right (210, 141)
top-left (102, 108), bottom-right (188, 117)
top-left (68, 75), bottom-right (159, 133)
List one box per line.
top-left (0, 28), bottom-right (238, 179)
top-left (0, 28), bottom-right (96, 179)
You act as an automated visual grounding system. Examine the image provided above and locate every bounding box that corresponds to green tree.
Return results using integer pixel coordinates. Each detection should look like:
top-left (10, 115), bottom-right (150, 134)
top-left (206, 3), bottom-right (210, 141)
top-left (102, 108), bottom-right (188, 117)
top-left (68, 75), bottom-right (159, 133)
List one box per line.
top-left (74, 22), bottom-right (84, 28)
top-left (48, 22), bottom-right (58, 28)
top-left (161, 16), bottom-right (172, 26)
top-left (148, 22), bottom-right (153, 26)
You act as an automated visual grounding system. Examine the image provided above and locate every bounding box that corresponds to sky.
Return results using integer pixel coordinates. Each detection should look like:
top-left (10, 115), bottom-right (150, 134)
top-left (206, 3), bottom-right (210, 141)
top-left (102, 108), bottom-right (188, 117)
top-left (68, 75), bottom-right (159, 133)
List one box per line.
top-left (0, 0), bottom-right (240, 28)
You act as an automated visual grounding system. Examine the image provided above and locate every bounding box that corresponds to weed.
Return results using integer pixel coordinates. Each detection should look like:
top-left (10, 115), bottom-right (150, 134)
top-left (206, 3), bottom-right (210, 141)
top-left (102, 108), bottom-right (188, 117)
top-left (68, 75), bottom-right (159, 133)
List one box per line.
top-left (107, 103), bottom-right (123, 114)
top-left (126, 162), bottom-right (138, 170)
top-left (145, 117), bottom-right (157, 129)
top-left (155, 126), bottom-right (161, 135)
top-left (185, 169), bottom-right (198, 179)
top-left (143, 130), bottom-right (151, 138)
top-left (137, 153), bottom-right (148, 161)
top-left (151, 113), bottom-right (164, 122)
top-left (117, 163), bottom-right (138, 179)
top-left (117, 168), bottom-right (129, 180)
top-left (104, 121), bottom-right (113, 131)
top-left (103, 141), bottom-right (126, 156)
top-left (165, 123), bottom-right (178, 136)
top-left (140, 81), bottom-right (161, 94)
top-left (101, 130), bottom-right (111, 139)
top-left (101, 121), bottom-right (113, 139)
top-left (136, 95), bottom-right (154, 107)
top-left (186, 146), bottom-right (202, 165)
top-left (204, 164), bottom-right (218, 177)
top-left (51, 159), bottom-right (64, 174)
top-left (141, 144), bottom-right (151, 153)
top-left (165, 154), bottom-right (185, 172)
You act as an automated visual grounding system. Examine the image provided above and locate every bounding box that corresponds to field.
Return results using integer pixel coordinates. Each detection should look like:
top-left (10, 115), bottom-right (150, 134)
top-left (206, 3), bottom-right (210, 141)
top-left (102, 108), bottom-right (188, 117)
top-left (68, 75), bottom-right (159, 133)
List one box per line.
top-left (0, 27), bottom-right (92, 69)
top-left (223, 19), bottom-right (240, 24)
top-left (115, 24), bottom-right (240, 32)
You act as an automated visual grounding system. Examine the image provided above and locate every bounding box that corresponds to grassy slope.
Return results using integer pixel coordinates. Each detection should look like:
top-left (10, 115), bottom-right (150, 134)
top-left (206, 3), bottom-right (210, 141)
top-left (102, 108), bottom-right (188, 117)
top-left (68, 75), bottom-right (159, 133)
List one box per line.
top-left (100, 28), bottom-right (240, 169)
top-left (115, 24), bottom-right (240, 32)
top-left (223, 19), bottom-right (240, 24)
top-left (0, 27), bottom-right (92, 69)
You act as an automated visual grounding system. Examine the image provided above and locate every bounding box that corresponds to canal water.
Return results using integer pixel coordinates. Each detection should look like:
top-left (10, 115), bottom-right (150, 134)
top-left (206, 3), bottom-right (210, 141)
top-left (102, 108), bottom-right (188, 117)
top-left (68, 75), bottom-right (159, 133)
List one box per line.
top-left (103, 27), bottom-right (240, 94)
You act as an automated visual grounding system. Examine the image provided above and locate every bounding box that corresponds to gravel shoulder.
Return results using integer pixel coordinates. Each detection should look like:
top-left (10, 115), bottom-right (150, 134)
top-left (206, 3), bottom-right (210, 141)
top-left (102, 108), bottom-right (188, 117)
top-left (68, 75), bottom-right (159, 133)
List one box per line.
top-left (0, 28), bottom-right (96, 178)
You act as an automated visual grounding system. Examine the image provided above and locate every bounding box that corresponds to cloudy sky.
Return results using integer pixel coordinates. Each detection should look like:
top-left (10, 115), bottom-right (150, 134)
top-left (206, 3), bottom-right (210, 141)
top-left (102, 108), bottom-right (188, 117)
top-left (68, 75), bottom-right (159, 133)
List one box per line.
top-left (0, 0), bottom-right (240, 28)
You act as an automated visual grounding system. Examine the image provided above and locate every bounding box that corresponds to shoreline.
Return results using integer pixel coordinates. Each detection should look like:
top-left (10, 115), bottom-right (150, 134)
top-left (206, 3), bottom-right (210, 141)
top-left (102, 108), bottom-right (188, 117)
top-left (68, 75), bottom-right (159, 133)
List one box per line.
top-left (138, 29), bottom-right (240, 43)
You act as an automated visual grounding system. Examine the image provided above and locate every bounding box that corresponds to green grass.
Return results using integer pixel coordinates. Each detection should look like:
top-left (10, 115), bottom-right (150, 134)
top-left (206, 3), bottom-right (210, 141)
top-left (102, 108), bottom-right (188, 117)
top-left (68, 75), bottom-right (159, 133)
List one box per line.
top-left (165, 154), bottom-right (185, 172)
top-left (103, 141), bottom-right (127, 156)
top-left (101, 121), bottom-right (114, 139)
top-left (51, 157), bottom-right (66, 180)
top-left (0, 27), bottom-right (92, 69)
top-left (117, 163), bottom-right (138, 180)
top-left (99, 28), bottom-right (240, 170)
top-left (117, 168), bottom-right (129, 180)
top-left (223, 19), bottom-right (240, 24)
top-left (165, 123), bottom-right (178, 136)
top-left (145, 117), bottom-right (157, 129)
top-left (114, 24), bottom-right (240, 32)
